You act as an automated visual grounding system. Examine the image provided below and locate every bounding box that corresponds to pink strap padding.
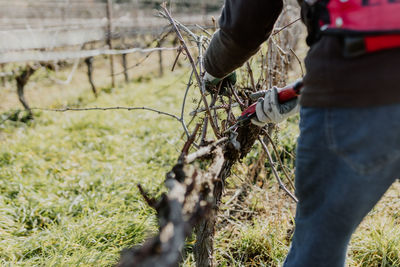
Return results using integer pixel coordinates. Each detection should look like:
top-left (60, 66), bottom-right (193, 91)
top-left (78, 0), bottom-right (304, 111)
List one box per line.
top-left (325, 0), bottom-right (400, 32)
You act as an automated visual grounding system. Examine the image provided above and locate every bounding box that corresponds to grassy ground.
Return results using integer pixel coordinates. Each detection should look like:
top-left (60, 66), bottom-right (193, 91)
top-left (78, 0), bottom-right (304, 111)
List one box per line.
top-left (1, 52), bottom-right (400, 266)
top-left (0, 56), bottom-right (193, 265)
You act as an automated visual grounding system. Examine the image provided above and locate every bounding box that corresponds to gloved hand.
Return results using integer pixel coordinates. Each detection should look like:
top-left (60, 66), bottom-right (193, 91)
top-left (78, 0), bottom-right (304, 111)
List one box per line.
top-left (251, 86), bottom-right (300, 126)
top-left (204, 71), bottom-right (237, 96)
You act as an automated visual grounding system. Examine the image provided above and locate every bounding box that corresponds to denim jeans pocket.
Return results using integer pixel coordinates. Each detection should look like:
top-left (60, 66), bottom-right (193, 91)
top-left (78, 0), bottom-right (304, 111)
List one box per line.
top-left (326, 106), bottom-right (400, 176)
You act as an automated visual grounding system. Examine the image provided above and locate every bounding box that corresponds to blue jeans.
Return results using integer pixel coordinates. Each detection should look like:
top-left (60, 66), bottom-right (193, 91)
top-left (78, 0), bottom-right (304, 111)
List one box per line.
top-left (283, 105), bottom-right (400, 267)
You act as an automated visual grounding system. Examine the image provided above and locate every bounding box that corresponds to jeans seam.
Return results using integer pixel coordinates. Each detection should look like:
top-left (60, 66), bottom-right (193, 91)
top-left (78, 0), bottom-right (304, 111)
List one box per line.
top-left (325, 108), bottom-right (336, 151)
top-left (325, 108), bottom-right (400, 175)
top-left (325, 108), bottom-right (368, 175)
top-left (337, 149), bottom-right (400, 175)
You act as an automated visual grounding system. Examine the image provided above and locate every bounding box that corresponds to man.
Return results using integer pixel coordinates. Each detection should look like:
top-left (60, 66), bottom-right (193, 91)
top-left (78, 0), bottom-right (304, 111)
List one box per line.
top-left (204, 0), bottom-right (400, 266)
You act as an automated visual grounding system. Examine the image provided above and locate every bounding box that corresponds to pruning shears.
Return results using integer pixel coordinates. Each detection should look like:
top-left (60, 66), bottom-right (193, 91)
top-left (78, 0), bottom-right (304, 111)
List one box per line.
top-left (224, 102), bottom-right (258, 133)
top-left (224, 79), bottom-right (303, 134)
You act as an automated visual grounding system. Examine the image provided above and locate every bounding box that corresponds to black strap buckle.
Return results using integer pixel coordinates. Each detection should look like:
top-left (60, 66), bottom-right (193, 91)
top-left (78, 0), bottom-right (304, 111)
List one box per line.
top-left (343, 37), bottom-right (366, 58)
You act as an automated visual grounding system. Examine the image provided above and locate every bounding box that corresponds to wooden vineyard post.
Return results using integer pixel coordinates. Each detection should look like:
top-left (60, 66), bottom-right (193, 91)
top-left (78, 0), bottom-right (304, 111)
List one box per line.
top-left (158, 40), bottom-right (164, 77)
top-left (1, 64), bottom-right (5, 87)
top-left (84, 57), bottom-right (98, 97)
top-left (106, 0), bottom-right (115, 88)
top-left (122, 53), bottom-right (129, 83)
top-left (15, 65), bottom-right (36, 119)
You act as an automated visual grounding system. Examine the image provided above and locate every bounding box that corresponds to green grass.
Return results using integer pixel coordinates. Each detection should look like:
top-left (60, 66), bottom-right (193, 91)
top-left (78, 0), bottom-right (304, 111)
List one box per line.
top-left (215, 219), bottom-right (290, 267)
top-left (0, 68), bottom-right (193, 266)
top-left (1, 63), bottom-right (400, 266)
top-left (349, 217), bottom-right (400, 267)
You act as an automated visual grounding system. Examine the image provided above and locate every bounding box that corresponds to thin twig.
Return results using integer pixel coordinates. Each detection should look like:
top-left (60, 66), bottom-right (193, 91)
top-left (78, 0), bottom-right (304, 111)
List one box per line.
top-left (171, 47), bottom-right (183, 72)
top-left (246, 62), bottom-right (256, 90)
top-left (263, 130), bottom-right (296, 191)
top-left (194, 24), bottom-right (212, 37)
top-left (159, 11), bottom-right (200, 42)
top-left (230, 84), bottom-right (245, 110)
top-left (160, 4), bottom-right (220, 138)
top-left (114, 30), bottom-right (174, 76)
top-left (113, 52), bottom-right (154, 76)
top-left (267, 39), bottom-right (274, 89)
top-left (271, 37), bottom-right (289, 57)
top-left (48, 58), bottom-right (80, 85)
top-left (180, 70), bottom-right (195, 139)
top-left (200, 116), bottom-right (209, 144)
top-left (209, 81), bottom-right (222, 133)
top-left (197, 35), bottom-right (220, 137)
top-left (290, 48), bottom-right (304, 77)
top-left (273, 17), bottom-right (301, 36)
top-left (181, 123), bottom-right (202, 155)
top-left (224, 188), bottom-right (243, 206)
top-left (189, 103), bottom-right (239, 117)
top-left (31, 106), bottom-right (181, 122)
top-left (159, 6), bottom-right (200, 83)
top-left (258, 136), bottom-right (298, 202)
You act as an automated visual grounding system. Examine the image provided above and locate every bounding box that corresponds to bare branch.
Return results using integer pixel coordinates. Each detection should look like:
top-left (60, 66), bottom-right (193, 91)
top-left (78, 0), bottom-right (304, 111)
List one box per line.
top-left (181, 123), bottom-right (201, 156)
top-left (272, 17), bottom-right (301, 36)
top-left (230, 84), bottom-right (245, 110)
top-left (185, 137), bottom-right (228, 164)
top-left (258, 136), bottom-right (298, 203)
top-left (194, 24), bottom-right (212, 37)
top-left (159, 11), bottom-right (201, 43)
top-left (263, 129), bottom-right (296, 191)
top-left (246, 62), bottom-right (256, 90)
top-left (200, 116), bottom-right (209, 144)
top-left (48, 59), bottom-right (80, 85)
top-left (137, 184), bottom-right (158, 209)
top-left (180, 70), bottom-right (195, 138)
top-left (160, 4), bottom-right (220, 138)
top-left (290, 48), bottom-right (304, 77)
top-left (159, 4), bottom-right (200, 84)
top-left (118, 4), bottom-right (304, 266)
top-left (189, 103), bottom-right (239, 117)
top-left (31, 106), bottom-right (181, 122)
top-left (118, 145), bottom-right (225, 267)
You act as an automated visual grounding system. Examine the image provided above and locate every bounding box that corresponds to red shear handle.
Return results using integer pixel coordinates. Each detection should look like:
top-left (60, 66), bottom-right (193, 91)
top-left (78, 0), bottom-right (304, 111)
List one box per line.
top-left (277, 80), bottom-right (303, 103)
top-left (278, 88), bottom-right (300, 103)
top-left (239, 102), bottom-right (257, 119)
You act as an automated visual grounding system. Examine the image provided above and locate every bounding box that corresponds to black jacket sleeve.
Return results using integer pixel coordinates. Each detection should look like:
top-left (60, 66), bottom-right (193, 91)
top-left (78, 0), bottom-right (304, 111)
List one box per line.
top-left (204, 0), bottom-right (283, 78)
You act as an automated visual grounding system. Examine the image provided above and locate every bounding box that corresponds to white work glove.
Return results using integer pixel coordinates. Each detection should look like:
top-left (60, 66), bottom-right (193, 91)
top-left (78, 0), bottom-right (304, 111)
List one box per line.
top-left (251, 87), bottom-right (300, 126)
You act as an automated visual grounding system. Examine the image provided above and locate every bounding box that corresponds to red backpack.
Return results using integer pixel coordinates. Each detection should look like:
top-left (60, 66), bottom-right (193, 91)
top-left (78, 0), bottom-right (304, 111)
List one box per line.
top-left (308, 0), bottom-right (400, 53)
